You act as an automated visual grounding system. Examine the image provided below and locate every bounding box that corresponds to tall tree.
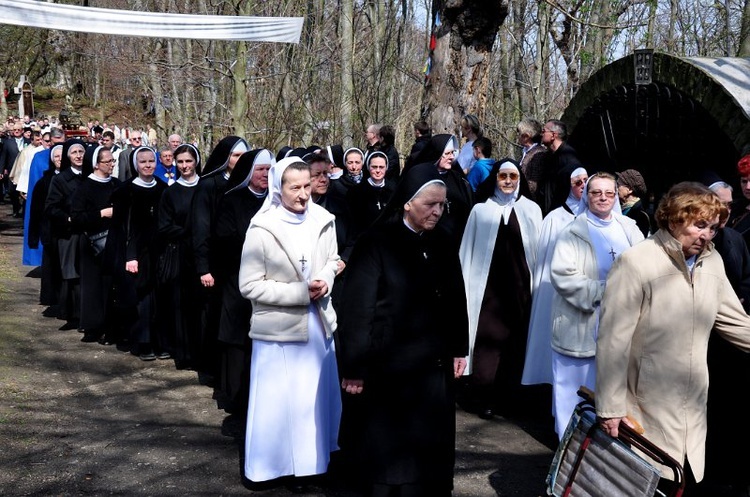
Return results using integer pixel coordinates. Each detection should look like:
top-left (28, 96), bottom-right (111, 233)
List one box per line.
top-left (740, 0), bottom-right (750, 56)
top-left (422, 0), bottom-right (508, 135)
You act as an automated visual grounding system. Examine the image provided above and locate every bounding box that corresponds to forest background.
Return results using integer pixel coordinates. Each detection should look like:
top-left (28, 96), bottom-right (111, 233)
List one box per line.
top-left (1, 0), bottom-right (749, 158)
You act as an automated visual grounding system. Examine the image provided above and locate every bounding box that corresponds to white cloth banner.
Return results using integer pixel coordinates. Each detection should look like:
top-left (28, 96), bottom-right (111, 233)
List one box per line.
top-left (0, 0), bottom-right (303, 43)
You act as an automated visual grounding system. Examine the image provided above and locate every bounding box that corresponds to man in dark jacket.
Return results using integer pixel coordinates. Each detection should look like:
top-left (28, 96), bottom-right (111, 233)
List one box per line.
top-left (536, 119), bottom-right (582, 215)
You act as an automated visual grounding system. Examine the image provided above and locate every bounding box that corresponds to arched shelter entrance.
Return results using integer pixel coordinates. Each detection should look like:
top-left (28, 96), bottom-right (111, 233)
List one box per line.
top-left (562, 51), bottom-right (750, 204)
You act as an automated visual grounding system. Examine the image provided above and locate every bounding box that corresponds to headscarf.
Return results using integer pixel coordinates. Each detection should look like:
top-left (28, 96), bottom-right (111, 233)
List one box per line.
top-left (365, 151), bottom-right (389, 187)
top-left (326, 144), bottom-right (344, 171)
top-left (48, 144), bottom-right (63, 173)
top-left (405, 134), bottom-right (462, 175)
top-left (567, 167), bottom-right (588, 215)
top-left (174, 143), bottom-right (202, 174)
top-left (130, 146), bottom-right (158, 187)
top-left (82, 145), bottom-right (111, 182)
top-left (577, 173), bottom-right (622, 216)
top-left (343, 147), bottom-right (364, 184)
top-left (474, 158), bottom-right (532, 205)
top-left (226, 149), bottom-right (274, 195)
top-left (374, 162), bottom-right (445, 227)
top-left (60, 139), bottom-right (86, 172)
top-left (489, 161), bottom-right (521, 225)
top-left (252, 156), bottom-right (309, 222)
top-left (276, 146), bottom-right (293, 162)
top-left (201, 136), bottom-right (248, 177)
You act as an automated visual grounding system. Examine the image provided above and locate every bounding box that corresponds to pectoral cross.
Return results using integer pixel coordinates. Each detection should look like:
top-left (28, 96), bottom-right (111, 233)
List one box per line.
top-left (299, 255), bottom-right (307, 272)
top-left (608, 247), bottom-right (617, 261)
top-left (376, 200), bottom-right (382, 210)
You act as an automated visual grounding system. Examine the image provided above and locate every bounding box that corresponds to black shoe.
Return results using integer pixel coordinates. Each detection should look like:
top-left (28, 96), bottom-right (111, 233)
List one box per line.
top-left (81, 334), bottom-right (101, 343)
top-left (156, 351), bottom-right (171, 360)
top-left (139, 352), bottom-right (157, 361)
top-left (42, 306), bottom-right (60, 318)
top-left (98, 337), bottom-right (116, 345)
top-left (58, 321), bottom-right (79, 331)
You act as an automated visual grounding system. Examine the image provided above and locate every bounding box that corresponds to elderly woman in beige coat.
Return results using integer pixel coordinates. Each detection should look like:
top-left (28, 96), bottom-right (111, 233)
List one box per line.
top-left (597, 182), bottom-right (750, 493)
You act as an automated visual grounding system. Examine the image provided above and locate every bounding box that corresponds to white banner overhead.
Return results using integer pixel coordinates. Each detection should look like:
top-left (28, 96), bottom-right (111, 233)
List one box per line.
top-left (0, 0), bottom-right (303, 43)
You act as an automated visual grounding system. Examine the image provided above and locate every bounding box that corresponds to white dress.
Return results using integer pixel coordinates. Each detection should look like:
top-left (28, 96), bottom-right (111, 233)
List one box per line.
top-left (521, 206), bottom-right (575, 385)
top-left (244, 208), bottom-right (342, 482)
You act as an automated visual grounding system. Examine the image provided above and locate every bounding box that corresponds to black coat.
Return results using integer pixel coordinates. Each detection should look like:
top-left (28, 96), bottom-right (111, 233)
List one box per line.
top-left (346, 179), bottom-right (396, 240)
top-left (338, 221), bottom-right (468, 488)
top-left (45, 168), bottom-right (85, 239)
top-left (536, 142), bottom-right (583, 215)
top-left (191, 172), bottom-right (229, 277)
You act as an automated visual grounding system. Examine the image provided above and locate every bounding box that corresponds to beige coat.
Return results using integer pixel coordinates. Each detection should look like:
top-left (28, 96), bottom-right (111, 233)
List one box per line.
top-left (238, 202), bottom-right (340, 342)
top-left (596, 229), bottom-right (750, 481)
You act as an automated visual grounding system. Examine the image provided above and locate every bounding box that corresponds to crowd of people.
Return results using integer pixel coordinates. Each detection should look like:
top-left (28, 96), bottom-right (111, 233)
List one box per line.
top-left (3, 112), bottom-right (750, 497)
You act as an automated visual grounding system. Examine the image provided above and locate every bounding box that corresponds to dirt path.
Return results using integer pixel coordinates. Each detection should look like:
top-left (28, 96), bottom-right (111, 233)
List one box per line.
top-left (0, 203), bottom-right (556, 496)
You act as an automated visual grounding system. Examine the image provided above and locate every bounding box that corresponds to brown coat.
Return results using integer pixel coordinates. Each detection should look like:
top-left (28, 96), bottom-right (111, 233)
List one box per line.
top-left (596, 229), bottom-right (750, 481)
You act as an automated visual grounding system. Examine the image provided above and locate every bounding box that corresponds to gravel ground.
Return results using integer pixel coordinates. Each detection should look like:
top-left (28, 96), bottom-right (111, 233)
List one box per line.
top-left (0, 204), bottom-right (556, 496)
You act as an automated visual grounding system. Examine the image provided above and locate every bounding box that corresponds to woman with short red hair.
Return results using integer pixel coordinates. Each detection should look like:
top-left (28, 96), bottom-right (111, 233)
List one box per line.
top-left (728, 154), bottom-right (750, 244)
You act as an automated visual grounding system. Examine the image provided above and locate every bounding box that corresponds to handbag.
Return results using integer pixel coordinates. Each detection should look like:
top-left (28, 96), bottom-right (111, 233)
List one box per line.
top-left (157, 242), bottom-right (180, 283)
top-left (546, 392), bottom-right (685, 497)
top-left (87, 230), bottom-right (108, 257)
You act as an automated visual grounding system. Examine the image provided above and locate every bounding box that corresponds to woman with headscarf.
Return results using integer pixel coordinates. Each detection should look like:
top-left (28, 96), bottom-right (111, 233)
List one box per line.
top-left (70, 145), bottom-right (120, 344)
top-left (459, 160), bottom-right (542, 419)
top-left (155, 144), bottom-right (203, 368)
top-left (45, 139), bottom-right (87, 331)
top-left (191, 136), bottom-right (249, 376)
top-left (616, 168), bottom-right (652, 237)
top-left (108, 146), bottom-right (168, 360)
top-left (29, 144), bottom-right (63, 313)
top-left (549, 172), bottom-right (644, 438)
top-left (407, 134), bottom-right (474, 249)
top-left (338, 165), bottom-right (469, 497)
top-left (239, 157), bottom-right (341, 491)
top-left (347, 151), bottom-right (396, 239)
top-left (214, 148), bottom-right (272, 413)
top-left (522, 167), bottom-right (587, 387)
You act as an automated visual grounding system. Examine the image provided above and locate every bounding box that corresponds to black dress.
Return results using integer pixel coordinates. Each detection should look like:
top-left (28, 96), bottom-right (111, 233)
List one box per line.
top-left (29, 171), bottom-right (61, 307)
top-left (347, 179), bottom-right (396, 240)
top-left (338, 221), bottom-right (469, 496)
top-left (191, 171), bottom-right (230, 374)
top-left (214, 187), bottom-right (265, 411)
top-left (108, 179), bottom-right (167, 354)
top-left (156, 181), bottom-right (202, 368)
top-left (45, 168), bottom-right (85, 324)
top-left (70, 176), bottom-right (120, 338)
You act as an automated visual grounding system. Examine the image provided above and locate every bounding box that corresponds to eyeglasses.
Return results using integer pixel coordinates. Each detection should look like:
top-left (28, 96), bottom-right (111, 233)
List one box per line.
top-left (98, 159), bottom-right (115, 165)
top-left (588, 190), bottom-right (616, 198)
top-left (571, 178), bottom-right (588, 187)
top-left (442, 150), bottom-right (457, 157)
top-left (43, 139), bottom-right (51, 143)
top-left (131, 137), bottom-right (142, 142)
top-left (497, 172), bottom-right (519, 181)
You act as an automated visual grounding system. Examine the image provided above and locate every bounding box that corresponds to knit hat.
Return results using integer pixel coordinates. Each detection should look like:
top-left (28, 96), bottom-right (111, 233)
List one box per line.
top-left (616, 169), bottom-right (647, 198)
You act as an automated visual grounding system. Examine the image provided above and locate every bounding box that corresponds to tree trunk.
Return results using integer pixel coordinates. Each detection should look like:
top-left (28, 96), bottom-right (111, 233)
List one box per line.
top-left (340, 0), bottom-right (354, 148)
top-left (739, 0), bottom-right (750, 56)
top-left (423, 0), bottom-right (509, 135)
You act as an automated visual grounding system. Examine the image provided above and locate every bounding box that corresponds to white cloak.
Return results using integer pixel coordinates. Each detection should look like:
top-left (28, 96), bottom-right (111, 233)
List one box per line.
top-left (459, 195), bottom-right (542, 375)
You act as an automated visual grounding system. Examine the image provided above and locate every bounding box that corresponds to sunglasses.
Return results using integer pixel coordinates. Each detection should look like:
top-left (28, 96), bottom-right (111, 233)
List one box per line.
top-left (497, 172), bottom-right (519, 181)
top-left (572, 178), bottom-right (588, 187)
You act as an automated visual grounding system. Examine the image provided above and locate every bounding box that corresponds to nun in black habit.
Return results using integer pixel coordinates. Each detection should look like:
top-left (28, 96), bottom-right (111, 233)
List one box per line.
top-left (191, 136), bottom-right (249, 375)
top-left (70, 145), bottom-right (120, 343)
top-left (347, 151), bottom-right (396, 240)
top-left (214, 148), bottom-right (272, 413)
top-left (156, 144), bottom-right (203, 369)
top-left (404, 134), bottom-right (474, 250)
top-left (45, 139), bottom-right (87, 330)
top-left (107, 146), bottom-right (168, 359)
top-left (29, 144), bottom-right (63, 311)
top-left (338, 165), bottom-right (469, 497)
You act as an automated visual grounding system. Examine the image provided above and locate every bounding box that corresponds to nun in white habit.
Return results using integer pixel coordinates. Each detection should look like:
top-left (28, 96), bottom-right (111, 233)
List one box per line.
top-left (521, 167), bottom-right (588, 386)
top-left (549, 172), bottom-right (643, 438)
top-left (239, 157), bottom-right (342, 486)
top-left (459, 160), bottom-right (542, 418)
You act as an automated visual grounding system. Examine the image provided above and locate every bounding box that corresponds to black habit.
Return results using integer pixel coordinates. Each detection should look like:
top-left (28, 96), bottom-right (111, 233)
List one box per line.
top-left (338, 221), bottom-right (469, 494)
